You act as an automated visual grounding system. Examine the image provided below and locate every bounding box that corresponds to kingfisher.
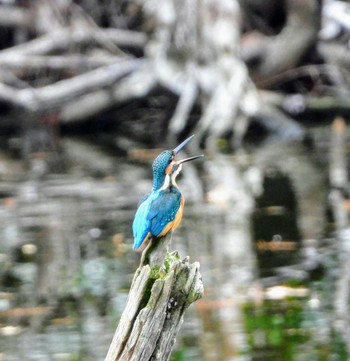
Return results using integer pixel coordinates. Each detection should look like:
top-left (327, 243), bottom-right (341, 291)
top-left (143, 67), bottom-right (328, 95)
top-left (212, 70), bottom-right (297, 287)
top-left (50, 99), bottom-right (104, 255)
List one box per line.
top-left (132, 135), bottom-right (203, 250)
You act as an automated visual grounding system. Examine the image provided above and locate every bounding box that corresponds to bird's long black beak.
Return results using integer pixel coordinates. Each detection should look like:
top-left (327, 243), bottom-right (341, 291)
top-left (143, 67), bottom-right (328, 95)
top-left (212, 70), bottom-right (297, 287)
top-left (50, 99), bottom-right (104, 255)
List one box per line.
top-left (173, 134), bottom-right (195, 154)
top-left (175, 154), bottom-right (204, 165)
top-left (173, 135), bottom-right (203, 164)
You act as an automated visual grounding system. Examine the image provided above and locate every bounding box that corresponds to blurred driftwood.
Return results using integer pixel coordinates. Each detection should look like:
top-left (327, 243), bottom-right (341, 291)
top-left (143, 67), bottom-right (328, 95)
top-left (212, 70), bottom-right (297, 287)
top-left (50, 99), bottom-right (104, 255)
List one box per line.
top-left (0, 54), bottom-right (120, 73)
top-left (0, 60), bottom-right (144, 111)
top-left (0, 4), bottom-right (32, 28)
top-left (0, 27), bottom-right (146, 60)
top-left (0, 0), bottom-right (305, 151)
top-left (261, 90), bottom-right (350, 116)
top-left (4, 0), bottom-right (350, 152)
top-left (241, 0), bottom-right (321, 81)
top-left (328, 118), bottom-right (350, 356)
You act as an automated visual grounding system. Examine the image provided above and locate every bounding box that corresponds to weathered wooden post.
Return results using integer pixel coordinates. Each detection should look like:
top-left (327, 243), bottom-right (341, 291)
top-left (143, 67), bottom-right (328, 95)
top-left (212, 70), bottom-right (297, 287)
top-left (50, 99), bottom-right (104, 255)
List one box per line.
top-left (105, 235), bottom-right (203, 361)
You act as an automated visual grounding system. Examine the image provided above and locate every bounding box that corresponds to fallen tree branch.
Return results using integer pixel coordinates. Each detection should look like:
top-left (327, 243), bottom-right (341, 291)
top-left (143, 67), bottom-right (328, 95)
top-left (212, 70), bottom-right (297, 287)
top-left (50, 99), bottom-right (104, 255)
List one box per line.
top-left (328, 118), bottom-right (350, 357)
top-left (0, 59), bottom-right (145, 111)
top-left (242, 0), bottom-right (320, 81)
top-left (168, 76), bottom-right (198, 135)
top-left (0, 54), bottom-right (121, 72)
top-left (60, 61), bottom-right (156, 123)
top-left (260, 90), bottom-right (350, 115)
top-left (0, 4), bottom-right (32, 28)
top-left (0, 27), bottom-right (147, 60)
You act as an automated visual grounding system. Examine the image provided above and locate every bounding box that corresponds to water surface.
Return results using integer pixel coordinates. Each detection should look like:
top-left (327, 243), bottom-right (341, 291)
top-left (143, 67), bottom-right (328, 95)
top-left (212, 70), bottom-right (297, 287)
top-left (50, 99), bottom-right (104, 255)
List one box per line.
top-left (0, 133), bottom-right (348, 361)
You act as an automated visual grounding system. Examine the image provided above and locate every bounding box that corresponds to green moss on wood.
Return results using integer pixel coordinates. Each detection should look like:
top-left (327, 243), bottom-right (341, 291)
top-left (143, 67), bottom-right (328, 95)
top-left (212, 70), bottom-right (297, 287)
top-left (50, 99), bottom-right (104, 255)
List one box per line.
top-left (164, 251), bottom-right (180, 272)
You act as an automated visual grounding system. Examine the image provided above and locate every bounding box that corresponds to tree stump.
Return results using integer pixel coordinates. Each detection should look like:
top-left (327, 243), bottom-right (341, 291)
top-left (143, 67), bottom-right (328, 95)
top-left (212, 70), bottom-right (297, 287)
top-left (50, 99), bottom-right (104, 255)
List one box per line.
top-left (105, 250), bottom-right (203, 361)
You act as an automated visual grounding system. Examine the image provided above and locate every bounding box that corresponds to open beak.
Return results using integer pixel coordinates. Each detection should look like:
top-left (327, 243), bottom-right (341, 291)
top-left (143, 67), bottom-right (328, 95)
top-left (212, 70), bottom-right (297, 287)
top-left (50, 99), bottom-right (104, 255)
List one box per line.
top-left (172, 135), bottom-right (203, 164)
top-left (175, 154), bottom-right (204, 165)
top-left (173, 134), bottom-right (195, 154)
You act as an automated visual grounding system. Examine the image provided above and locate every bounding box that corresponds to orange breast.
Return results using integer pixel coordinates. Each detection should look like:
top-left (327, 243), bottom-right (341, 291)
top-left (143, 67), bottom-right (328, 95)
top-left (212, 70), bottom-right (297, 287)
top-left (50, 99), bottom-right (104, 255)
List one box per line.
top-left (159, 197), bottom-right (185, 237)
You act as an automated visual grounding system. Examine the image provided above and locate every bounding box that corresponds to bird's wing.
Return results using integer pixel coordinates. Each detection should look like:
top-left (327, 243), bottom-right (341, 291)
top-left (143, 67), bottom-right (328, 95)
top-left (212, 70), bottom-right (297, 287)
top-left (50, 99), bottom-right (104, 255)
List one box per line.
top-left (132, 193), bottom-right (153, 249)
top-left (137, 192), bottom-right (151, 207)
top-left (147, 189), bottom-right (182, 237)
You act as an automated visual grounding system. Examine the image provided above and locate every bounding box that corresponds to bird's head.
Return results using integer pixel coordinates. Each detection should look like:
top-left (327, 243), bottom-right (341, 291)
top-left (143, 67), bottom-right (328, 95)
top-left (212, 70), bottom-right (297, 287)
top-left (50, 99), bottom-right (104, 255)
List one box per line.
top-left (152, 135), bottom-right (203, 190)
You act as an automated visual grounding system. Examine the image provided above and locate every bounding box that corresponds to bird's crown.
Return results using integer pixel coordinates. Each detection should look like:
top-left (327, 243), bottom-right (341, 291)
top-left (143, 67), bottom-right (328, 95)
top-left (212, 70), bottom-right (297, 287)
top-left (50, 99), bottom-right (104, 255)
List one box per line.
top-left (152, 150), bottom-right (174, 190)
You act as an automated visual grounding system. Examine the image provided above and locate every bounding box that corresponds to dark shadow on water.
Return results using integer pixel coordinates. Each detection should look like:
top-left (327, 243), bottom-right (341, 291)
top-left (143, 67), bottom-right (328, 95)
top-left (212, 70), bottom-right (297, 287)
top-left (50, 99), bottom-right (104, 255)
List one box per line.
top-left (253, 171), bottom-right (301, 276)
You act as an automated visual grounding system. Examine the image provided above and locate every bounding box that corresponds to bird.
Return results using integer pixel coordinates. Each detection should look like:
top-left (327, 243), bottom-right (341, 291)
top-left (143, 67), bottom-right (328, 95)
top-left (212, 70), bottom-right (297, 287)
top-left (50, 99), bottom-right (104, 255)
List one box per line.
top-left (132, 135), bottom-right (203, 250)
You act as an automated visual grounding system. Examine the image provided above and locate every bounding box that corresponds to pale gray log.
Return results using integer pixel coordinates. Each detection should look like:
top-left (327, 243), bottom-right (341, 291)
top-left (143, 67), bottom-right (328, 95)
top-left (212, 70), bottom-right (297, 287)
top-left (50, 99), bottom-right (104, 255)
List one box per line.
top-left (60, 62), bottom-right (156, 123)
top-left (0, 59), bottom-right (144, 111)
top-left (0, 54), bottom-right (120, 72)
top-left (328, 118), bottom-right (350, 356)
top-left (0, 27), bottom-right (147, 59)
top-left (0, 5), bottom-right (31, 28)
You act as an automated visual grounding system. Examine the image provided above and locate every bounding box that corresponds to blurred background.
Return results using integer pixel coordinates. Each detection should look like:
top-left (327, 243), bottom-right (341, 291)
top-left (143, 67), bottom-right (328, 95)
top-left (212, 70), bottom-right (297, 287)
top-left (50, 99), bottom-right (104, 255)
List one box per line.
top-left (0, 0), bottom-right (350, 360)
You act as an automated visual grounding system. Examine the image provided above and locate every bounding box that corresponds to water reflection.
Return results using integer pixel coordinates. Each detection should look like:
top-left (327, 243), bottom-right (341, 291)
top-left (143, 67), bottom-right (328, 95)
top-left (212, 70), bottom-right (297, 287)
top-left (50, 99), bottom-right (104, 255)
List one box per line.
top-left (0, 139), bottom-right (348, 360)
top-left (253, 170), bottom-right (301, 276)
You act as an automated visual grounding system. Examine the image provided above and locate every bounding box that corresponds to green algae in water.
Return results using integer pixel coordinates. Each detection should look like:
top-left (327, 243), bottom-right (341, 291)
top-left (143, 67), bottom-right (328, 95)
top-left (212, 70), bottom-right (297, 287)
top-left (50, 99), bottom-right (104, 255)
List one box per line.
top-left (243, 296), bottom-right (348, 361)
